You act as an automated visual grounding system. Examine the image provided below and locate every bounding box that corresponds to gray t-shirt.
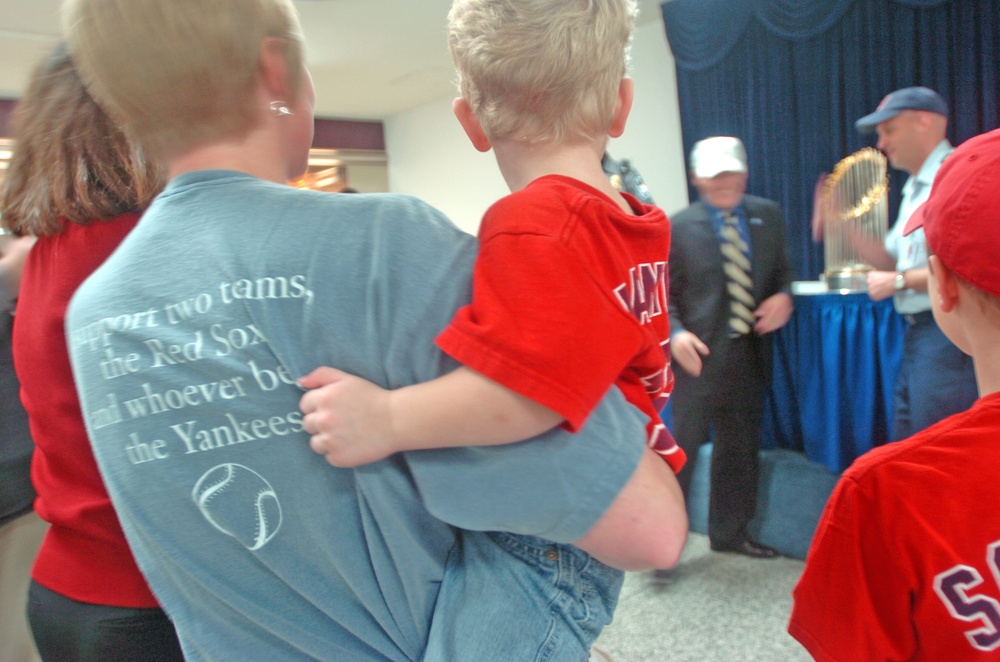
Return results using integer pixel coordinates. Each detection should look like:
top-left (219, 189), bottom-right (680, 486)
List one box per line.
top-left (66, 171), bottom-right (646, 661)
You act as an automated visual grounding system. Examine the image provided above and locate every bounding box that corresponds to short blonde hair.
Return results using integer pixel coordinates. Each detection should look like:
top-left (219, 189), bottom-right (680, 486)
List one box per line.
top-left (448, 0), bottom-right (637, 144)
top-left (62, 0), bottom-right (305, 158)
top-left (1, 44), bottom-right (164, 236)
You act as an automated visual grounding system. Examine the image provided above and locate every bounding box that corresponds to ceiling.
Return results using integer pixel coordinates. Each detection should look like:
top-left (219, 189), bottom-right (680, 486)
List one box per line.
top-left (0, 0), bottom-right (667, 121)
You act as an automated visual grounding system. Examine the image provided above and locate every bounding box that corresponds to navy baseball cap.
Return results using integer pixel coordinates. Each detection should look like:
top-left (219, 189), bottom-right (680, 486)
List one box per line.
top-left (855, 86), bottom-right (948, 133)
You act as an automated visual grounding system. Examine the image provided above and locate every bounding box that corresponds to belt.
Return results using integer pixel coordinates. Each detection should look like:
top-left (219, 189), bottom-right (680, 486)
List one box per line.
top-left (902, 310), bottom-right (935, 327)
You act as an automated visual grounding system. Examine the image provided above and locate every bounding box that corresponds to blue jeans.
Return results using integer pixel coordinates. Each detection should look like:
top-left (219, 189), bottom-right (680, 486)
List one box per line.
top-left (424, 532), bottom-right (624, 662)
top-left (892, 312), bottom-right (978, 441)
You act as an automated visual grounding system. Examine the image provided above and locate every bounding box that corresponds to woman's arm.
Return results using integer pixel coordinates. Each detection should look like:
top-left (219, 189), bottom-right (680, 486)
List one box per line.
top-left (0, 235), bottom-right (37, 308)
top-left (573, 447), bottom-right (688, 571)
top-left (301, 365), bottom-right (689, 572)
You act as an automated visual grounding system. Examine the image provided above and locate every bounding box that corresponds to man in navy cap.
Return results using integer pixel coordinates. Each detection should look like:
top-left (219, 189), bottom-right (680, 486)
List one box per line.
top-left (850, 86), bottom-right (977, 440)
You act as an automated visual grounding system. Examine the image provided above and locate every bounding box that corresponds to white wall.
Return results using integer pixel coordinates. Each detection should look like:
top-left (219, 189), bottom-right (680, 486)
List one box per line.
top-left (609, 19), bottom-right (689, 216)
top-left (384, 98), bottom-right (508, 234)
top-left (344, 163), bottom-right (389, 193)
top-left (383, 19), bottom-right (689, 236)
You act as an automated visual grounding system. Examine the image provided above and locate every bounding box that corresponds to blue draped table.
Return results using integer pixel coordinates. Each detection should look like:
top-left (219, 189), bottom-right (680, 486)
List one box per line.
top-left (760, 292), bottom-right (906, 473)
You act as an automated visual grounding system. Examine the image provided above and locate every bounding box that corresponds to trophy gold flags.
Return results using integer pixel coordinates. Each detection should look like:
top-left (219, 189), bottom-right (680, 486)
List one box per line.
top-left (817, 147), bottom-right (889, 291)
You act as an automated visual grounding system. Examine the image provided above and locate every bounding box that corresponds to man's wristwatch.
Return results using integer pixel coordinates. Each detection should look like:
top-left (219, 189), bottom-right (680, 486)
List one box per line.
top-left (894, 271), bottom-right (907, 291)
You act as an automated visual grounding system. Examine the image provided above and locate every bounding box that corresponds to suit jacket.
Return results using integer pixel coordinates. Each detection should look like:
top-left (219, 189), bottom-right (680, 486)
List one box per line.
top-left (668, 195), bottom-right (794, 399)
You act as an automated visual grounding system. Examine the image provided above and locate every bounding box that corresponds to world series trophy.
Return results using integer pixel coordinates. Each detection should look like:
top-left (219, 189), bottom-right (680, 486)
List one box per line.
top-left (816, 147), bottom-right (890, 292)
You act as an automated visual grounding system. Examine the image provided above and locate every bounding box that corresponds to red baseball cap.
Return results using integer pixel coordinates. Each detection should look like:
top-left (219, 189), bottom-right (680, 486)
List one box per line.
top-left (903, 128), bottom-right (1000, 298)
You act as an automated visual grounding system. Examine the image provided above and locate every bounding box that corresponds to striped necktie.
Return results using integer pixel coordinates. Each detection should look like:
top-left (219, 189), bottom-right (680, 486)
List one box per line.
top-left (719, 212), bottom-right (755, 337)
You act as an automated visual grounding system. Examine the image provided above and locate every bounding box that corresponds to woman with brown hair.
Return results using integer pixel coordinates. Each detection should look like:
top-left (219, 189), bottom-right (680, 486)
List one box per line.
top-left (1, 43), bottom-right (181, 661)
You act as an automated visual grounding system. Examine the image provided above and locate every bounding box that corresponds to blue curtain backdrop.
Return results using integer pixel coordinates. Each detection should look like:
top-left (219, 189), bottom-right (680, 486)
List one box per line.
top-left (661, 0), bottom-right (1000, 282)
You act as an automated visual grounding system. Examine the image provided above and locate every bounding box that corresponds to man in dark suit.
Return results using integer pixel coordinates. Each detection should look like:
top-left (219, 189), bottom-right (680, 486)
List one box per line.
top-left (668, 136), bottom-right (794, 558)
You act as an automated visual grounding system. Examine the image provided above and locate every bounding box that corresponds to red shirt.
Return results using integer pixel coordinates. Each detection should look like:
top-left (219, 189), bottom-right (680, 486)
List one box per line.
top-left (437, 175), bottom-right (685, 472)
top-left (789, 391), bottom-right (1000, 660)
top-left (14, 213), bottom-right (160, 607)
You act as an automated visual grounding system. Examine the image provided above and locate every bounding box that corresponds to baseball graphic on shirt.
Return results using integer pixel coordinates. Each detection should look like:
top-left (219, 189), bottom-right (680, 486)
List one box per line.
top-left (192, 463), bottom-right (282, 550)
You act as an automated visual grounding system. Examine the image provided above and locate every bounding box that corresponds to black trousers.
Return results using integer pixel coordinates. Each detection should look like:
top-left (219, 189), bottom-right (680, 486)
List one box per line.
top-left (672, 335), bottom-right (767, 547)
top-left (27, 581), bottom-right (184, 662)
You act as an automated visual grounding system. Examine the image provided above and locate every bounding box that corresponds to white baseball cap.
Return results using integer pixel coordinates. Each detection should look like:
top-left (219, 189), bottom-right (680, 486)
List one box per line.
top-left (689, 136), bottom-right (748, 179)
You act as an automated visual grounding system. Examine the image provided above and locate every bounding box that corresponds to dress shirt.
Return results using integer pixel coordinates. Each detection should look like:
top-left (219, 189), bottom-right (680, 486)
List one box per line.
top-left (884, 140), bottom-right (952, 315)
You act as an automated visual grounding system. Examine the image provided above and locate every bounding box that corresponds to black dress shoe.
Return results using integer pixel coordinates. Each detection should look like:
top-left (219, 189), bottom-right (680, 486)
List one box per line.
top-left (710, 539), bottom-right (779, 559)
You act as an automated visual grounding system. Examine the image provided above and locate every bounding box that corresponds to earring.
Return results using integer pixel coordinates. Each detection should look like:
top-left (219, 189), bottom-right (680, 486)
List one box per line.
top-left (269, 100), bottom-right (294, 117)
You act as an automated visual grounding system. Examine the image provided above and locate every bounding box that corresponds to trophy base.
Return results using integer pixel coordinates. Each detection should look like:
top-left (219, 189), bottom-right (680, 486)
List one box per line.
top-left (823, 270), bottom-right (869, 293)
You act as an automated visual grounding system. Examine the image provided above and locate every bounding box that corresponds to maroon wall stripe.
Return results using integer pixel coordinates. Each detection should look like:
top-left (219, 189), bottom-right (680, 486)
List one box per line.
top-left (0, 98), bottom-right (384, 151)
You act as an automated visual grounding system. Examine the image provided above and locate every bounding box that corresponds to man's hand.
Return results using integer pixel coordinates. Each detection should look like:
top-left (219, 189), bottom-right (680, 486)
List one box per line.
top-left (811, 173), bottom-right (831, 243)
top-left (753, 292), bottom-right (793, 335)
top-left (299, 367), bottom-right (399, 467)
top-left (670, 331), bottom-right (709, 377)
top-left (865, 270), bottom-right (897, 301)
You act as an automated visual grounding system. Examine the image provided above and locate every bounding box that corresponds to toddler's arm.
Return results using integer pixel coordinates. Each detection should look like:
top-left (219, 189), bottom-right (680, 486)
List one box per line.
top-left (299, 366), bottom-right (563, 467)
